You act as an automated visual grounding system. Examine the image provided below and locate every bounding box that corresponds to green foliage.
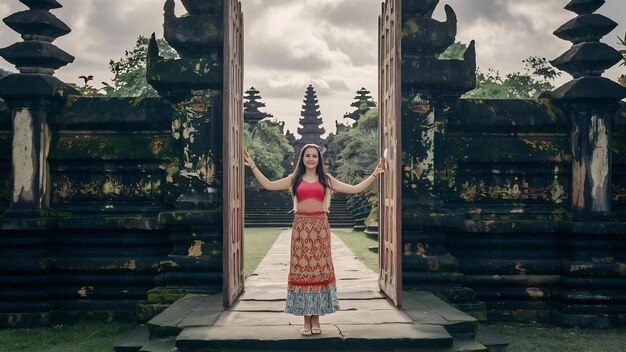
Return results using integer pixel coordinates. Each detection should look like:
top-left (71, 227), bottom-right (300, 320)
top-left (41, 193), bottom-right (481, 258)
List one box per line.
top-left (0, 322), bottom-right (135, 352)
top-left (107, 35), bottom-right (179, 97)
top-left (618, 32), bottom-right (626, 67)
top-left (439, 42), bottom-right (467, 60)
top-left (618, 32), bottom-right (626, 87)
top-left (334, 109), bottom-right (379, 185)
top-left (464, 56), bottom-right (561, 99)
top-left (244, 120), bottom-right (293, 186)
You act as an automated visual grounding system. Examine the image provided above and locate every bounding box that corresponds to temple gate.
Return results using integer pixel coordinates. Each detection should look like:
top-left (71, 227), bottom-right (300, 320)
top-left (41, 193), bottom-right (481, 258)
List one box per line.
top-left (0, 0), bottom-right (625, 329)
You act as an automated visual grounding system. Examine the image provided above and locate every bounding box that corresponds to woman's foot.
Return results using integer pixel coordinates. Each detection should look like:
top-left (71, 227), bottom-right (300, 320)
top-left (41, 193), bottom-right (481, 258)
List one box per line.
top-left (301, 315), bottom-right (312, 336)
top-left (311, 315), bottom-right (321, 335)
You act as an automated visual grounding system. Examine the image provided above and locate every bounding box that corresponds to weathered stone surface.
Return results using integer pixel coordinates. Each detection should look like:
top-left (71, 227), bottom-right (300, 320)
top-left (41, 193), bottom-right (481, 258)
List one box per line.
top-left (57, 97), bottom-right (173, 128)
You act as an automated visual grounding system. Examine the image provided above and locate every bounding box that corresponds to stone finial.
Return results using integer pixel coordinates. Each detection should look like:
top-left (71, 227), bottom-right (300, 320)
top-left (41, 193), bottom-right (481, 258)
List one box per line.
top-left (546, 0), bottom-right (626, 100)
top-left (20, 0), bottom-right (62, 11)
top-left (162, 0), bottom-right (223, 58)
top-left (401, 2), bottom-right (476, 99)
top-left (180, 0), bottom-right (223, 16)
top-left (403, 0), bottom-right (439, 18)
top-left (0, 0), bottom-right (73, 75)
top-left (564, 0), bottom-right (605, 15)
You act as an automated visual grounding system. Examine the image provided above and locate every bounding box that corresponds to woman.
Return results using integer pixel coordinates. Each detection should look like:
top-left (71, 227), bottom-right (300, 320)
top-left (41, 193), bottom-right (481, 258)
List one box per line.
top-left (243, 143), bottom-right (384, 336)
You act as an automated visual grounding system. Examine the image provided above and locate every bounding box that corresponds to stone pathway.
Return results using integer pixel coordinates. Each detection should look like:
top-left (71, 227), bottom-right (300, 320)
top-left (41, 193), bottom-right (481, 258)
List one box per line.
top-left (116, 229), bottom-right (507, 351)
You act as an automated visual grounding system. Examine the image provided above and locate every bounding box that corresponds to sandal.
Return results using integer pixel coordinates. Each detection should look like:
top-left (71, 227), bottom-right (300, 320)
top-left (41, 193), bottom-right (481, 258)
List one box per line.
top-left (311, 327), bottom-right (321, 335)
top-left (301, 329), bottom-right (312, 336)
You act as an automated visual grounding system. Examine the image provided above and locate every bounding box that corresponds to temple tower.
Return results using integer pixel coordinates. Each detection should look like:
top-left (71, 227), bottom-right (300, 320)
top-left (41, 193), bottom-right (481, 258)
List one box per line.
top-left (243, 86), bottom-right (272, 125)
top-left (294, 84), bottom-right (325, 155)
top-left (345, 87), bottom-right (376, 124)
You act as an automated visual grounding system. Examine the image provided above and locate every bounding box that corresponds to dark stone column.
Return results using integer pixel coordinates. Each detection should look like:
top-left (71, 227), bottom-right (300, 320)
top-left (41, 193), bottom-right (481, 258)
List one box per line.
top-left (0, 0), bottom-right (78, 327)
top-left (400, 0), bottom-right (484, 318)
top-left (543, 0), bottom-right (626, 327)
top-left (545, 0), bottom-right (626, 213)
top-left (142, 0), bottom-right (226, 315)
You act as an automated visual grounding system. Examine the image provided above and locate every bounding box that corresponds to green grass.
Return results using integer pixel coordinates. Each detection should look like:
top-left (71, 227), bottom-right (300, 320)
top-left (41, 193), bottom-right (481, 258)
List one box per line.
top-left (485, 321), bottom-right (626, 352)
top-left (244, 227), bottom-right (284, 277)
top-left (333, 228), bottom-right (379, 272)
top-left (0, 322), bottom-right (135, 352)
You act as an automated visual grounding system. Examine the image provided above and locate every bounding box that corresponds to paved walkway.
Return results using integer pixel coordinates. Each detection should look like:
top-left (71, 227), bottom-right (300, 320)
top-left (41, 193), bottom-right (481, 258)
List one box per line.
top-left (119, 229), bottom-right (498, 351)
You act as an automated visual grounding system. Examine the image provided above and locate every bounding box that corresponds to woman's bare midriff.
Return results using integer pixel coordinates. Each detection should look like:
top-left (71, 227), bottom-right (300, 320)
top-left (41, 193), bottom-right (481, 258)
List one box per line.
top-left (297, 199), bottom-right (324, 212)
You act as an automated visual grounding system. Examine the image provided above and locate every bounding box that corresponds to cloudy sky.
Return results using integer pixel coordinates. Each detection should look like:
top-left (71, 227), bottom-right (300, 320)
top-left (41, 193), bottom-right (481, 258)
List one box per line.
top-left (1, 0), bottom-right (625, 137)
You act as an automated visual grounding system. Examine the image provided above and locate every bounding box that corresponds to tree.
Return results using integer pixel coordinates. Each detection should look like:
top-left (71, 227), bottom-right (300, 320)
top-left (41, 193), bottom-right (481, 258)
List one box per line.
top-left (439, 42), bottom-right (562, 99)
top-left (334, 109), bottom-right (379, 185)
top-left (464, 56), bottom-right (561, 99)
top-left (107, 35), bottom-right (179, 97)
top-left (244, 120), bottom-right (293, 186)
top-left (618, 32), bottom-right (626, 87)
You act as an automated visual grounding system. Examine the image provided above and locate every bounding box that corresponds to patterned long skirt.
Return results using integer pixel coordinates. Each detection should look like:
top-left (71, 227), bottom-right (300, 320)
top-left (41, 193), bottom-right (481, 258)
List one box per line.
top-left (285, 211), bottom-right (340, 316)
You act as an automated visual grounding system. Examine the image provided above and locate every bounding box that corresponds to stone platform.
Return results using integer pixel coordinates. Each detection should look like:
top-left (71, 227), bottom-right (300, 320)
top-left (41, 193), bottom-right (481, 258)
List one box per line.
top-left (115, 230), bottom-right (507, 351)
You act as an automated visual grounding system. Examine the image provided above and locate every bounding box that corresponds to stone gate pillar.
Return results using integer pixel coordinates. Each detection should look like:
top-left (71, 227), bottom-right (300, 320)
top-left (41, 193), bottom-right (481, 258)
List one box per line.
top-left (399, 0), bottom-right (483, 316)
top-left (0, 0), bottom-right (78, 214)
top-left (143, 0), bottom-right (226, 313)
top-left (0, 0), bottom-right (78, 327)
top-left (545, 0), bottom-right (626, 213)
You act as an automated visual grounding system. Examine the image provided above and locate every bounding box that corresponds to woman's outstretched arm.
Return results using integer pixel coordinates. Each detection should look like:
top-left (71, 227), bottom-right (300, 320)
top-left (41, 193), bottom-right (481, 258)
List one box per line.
top-left (243, 149), bottom-right (292, 191)
top-left (329, 161), bottom-right (385, 194)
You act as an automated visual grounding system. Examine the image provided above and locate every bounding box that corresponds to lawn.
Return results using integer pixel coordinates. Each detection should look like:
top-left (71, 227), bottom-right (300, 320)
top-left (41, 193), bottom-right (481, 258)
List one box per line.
top-left (243, 227), bottom-right (284, 277)
top-left (333, 228), bottom-right (379, 272)
top-left (0, 322), bottom-right (135, 352)
top-left (485, 321), bottom-right (626, 352)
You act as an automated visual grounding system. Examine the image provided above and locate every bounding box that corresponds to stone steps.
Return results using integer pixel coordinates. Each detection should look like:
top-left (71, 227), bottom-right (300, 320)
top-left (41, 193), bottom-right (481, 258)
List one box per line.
top-left (245, 188), bottom-right (355, 228)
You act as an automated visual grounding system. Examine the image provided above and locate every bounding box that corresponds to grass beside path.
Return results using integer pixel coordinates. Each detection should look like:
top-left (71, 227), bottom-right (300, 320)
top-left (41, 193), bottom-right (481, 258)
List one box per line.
top-left (244, 227), bottom-right (284, 277)
top-left (333, 228), bottom-right (379, 272)
top-left (485, 321), bottom-right (626, 352)
top-left (0, 322), bottom-right (135, 352)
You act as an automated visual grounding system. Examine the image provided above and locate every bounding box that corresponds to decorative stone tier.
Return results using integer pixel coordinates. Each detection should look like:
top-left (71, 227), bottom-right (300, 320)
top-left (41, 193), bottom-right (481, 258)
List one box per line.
top-left (3, 10), bottom-right (70, 42)
top-left (146, 36), bottom-right (223, 98)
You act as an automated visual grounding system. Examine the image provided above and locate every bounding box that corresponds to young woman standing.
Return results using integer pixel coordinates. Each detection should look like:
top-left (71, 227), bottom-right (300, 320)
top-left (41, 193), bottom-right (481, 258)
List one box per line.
top-left (243, 143), bottom-right (384, 336)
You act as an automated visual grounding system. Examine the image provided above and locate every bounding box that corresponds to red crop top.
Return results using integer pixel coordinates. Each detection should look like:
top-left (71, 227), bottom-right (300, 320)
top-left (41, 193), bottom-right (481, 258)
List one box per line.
top-left (296, 179), bottom-right (325, 202)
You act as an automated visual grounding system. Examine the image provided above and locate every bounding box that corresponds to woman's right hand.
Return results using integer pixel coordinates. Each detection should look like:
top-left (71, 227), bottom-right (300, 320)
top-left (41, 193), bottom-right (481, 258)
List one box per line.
top-left (243, 148), bottom-right (256, 169)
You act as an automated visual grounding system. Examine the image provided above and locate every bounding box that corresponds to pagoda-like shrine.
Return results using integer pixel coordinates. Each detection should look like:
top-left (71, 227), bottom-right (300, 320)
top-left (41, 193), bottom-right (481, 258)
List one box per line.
top-left (294, 84), bottom-right (325, 154)
top-left (243, 86), bottom-right (272, 125)
top-left (344, 87), bottom-right (377, 124)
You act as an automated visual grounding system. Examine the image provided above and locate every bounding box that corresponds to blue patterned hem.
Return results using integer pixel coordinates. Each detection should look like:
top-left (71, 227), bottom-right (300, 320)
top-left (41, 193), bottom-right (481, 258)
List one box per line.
top-left (284, 283), bottom-right (340, 316)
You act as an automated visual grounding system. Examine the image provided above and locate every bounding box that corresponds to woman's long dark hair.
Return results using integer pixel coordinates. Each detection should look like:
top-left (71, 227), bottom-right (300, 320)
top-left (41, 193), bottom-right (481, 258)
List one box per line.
top-left (290, 144), bottom-right (332, 196)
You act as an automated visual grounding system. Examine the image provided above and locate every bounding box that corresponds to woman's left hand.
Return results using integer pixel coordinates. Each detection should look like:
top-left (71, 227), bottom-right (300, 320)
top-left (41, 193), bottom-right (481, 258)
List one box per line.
top-left (372, 161), bottom-right (385, 177)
